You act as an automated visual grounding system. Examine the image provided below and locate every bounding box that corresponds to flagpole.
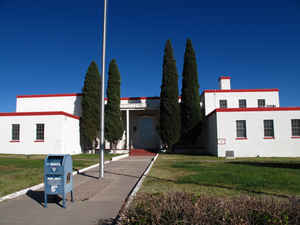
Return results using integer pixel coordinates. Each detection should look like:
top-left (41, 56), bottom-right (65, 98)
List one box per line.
top-left (99, 0), bottom-right (108, 179)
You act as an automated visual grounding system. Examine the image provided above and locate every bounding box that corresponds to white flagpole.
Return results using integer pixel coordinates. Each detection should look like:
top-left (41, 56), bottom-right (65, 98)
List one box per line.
top-left (100, 0), bottom-right (108, 179)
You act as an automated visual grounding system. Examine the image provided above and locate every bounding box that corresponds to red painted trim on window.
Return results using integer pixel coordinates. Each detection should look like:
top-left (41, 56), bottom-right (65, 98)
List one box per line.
top-left (263, 137), bottom-right (275, 139)
top-left (218, 76), bottom-right (231, 80)
top-left (291, 136), bottom-right (300, 139)
top-left (215, 107), bottom-right (300, 113)
top-left (236, 137), bottom-right (248, 140)
top-left (34, 140), bottom-right (44, 142)
top-left (0, 111), bottom-right (80, 120)
top-left (17, 93), bottom-right (83, 98)
top-left (10, 140), bottom-right (20, 143)
top-left (204, 88), bottom-right (279, 93)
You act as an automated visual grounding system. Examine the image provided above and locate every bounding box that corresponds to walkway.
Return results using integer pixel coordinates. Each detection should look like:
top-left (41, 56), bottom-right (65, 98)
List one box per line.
top-left (0, 156), bottom-right (154, 225)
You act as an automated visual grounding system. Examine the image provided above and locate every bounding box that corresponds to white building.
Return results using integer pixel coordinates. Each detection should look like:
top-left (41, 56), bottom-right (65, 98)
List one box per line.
top-left (0, 76), bottom-right (300, 157)
top-left (203, 76), bottom-right (300, 157)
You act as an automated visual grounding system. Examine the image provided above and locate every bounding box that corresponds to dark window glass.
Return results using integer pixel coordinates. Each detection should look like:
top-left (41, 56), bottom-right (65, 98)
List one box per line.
top-left (291, 119), bottom-right (300, 136)
top-left (264, 120), bottom-right (274, 137)
top-left (258, 99), bottom-right (266, 108)
top-left (12, 124), bottom-right (20, 140)
top-left (36, 124), bottom-right (44, 140)
top-left (236, 120), bottom-right (247, 138)
top-left (219, 100), bottom-right (227, 108)
top-left (239, 99), bottom-right (247, 108)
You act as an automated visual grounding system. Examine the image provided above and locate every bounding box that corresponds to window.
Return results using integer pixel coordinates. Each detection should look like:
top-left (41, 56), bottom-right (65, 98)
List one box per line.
top-left (12, 124), bottom-right (20, 141)
top-left (291, 119), bottom-right (300, 137)
top-left (258, 99), bottom-right (266, 108)
top-left (36, 124), bottom-right (45, 141)
top-left (264, 120), bottom-right (274, 138)
top-left (219, 100), bottom-right (227, 108)
top-left (236, 120), bottom-right (247, 138)
top-left (239, 99), bottom-right (247, 108)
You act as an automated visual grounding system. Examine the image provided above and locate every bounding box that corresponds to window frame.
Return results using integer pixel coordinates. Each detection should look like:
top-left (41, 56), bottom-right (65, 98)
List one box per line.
top-left (258, 99), bottom-right (266, 108)
top-left (236, 120), bottom-right (247, 139)
top-left (11, 124), bottom-right (20, 141)
top-left (239, 99), bottom-right (247, 108)
top-left (35, 123), bottom-right (45, 141)
top-left (291, 119), bottom-right (300, 137)
top-left (263, 120), bottom-right (274, 139)
top-left (219, 100), bottom-right (227, 109)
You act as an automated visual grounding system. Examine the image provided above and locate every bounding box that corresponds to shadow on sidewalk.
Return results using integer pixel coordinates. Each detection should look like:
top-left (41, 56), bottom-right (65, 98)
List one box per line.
top-left (26, 190), bottom-right (63, 208)
top-left (104, 170), bottom-right (140, 179)
top-left (77, 172), bottom-right (99, 179)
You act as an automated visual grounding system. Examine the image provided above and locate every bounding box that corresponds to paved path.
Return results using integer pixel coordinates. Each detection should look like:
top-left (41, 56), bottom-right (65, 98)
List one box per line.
top-left (0, 156), bottom-right (154, 225)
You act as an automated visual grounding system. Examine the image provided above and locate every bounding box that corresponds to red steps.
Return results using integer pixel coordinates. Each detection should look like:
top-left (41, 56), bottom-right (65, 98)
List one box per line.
top-left (130, 149), bottom-right (156, 156)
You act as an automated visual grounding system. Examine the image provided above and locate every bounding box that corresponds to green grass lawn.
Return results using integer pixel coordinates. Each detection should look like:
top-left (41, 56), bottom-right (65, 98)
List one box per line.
top-left (0, 153), bottom-right (117, 197)
top-left (141, 154), bottom-right (300, 198)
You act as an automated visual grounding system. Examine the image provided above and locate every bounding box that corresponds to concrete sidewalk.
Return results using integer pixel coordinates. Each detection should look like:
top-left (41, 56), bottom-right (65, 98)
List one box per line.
top-left (0, 156), bottom-right (154, 225)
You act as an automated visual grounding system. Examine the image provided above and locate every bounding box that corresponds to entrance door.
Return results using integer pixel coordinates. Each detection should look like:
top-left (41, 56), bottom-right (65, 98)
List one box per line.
top-left (133, 116), bottom-right (160, 149)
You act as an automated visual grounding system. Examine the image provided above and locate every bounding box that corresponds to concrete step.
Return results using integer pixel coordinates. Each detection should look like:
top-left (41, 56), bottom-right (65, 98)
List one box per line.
top-left (130, 149), bottom-right (156, 156)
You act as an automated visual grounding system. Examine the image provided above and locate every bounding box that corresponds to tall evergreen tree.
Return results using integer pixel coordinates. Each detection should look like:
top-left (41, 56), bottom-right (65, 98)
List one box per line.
top-left (105, 59), bottom-right (124, 148)
top-left (181, 39), bottom-right (202, 143)
top-left (80, 61), bottom-right (101, 151)
top-left (159, 40), bottom-right (181, 151)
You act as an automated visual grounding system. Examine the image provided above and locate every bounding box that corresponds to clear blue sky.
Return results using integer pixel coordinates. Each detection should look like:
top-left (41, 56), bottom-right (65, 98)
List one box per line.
top-left (0, 0), bottom-right (299, 112)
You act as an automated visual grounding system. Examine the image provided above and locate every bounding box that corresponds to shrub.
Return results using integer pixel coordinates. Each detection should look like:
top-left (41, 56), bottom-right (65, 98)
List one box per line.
top-left (118, 192), bottom-right (300, 225)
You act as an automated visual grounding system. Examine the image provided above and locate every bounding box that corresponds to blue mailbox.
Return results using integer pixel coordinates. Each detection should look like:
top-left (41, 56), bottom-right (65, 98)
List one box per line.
top-left (44, 154), bottom-right (74, 208)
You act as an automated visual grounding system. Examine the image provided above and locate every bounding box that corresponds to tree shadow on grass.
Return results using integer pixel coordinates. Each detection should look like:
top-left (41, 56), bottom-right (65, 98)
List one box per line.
top-left (228, 161), bottom-right (300, 170)
top-left (145, 175), bottom-right (291, 199)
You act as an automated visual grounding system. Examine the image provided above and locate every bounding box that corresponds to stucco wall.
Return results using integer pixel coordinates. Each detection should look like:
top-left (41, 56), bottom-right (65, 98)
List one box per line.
top-left (0, 114), bottom-right (81, 155)
top-left (17, 95), bottom-right (82, 116)
top-left (204, 91), bottom-right (279, 116)
top-left (215, 110), bottom-right (300, 157)
top-left (205, 113), bottom-right (218, 155)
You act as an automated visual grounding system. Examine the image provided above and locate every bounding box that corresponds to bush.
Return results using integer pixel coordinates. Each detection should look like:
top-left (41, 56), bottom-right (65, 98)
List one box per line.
top-left (118, 192), bottom-right (300, 225)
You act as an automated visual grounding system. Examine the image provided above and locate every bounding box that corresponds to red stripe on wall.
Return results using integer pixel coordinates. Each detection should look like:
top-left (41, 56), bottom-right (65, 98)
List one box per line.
top-left (204, 89), bottom-right (279, 93)
top-left (17, 93), bottom-right (83, 98)
top-left (215, 107), bottom-right (300, 113)
top-left (0, 111), bottom-right (80, 120)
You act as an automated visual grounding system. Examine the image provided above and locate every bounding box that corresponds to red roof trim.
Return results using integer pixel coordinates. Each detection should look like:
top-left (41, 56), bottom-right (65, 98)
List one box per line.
top-left (215, 107), bottom-right (300, 113)
top-left (218, 76), bottom-right (231, 80)
top-left (17, 93), bottom-right (83, 98)
top-left (17, 93), bottom-right (161, 101)
top-left (204, 89), bottom-right (279, 93)
top-left (104, 96), bottom-right (161, 101)
top-left (206, 107), bottom-right (300, 118)
top-left (120, 96), bottom-right (160, 101)
top-left (0, 111), bottom-right (80, 120)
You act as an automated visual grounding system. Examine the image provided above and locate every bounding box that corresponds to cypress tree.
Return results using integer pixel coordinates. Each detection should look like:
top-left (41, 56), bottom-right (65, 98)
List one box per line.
top-left (159, 40), bottom-right (181, 152)
top-left (80, 61), bottom-right (101, 151)
top-left (105, 59), bottom-right (124, 148)
top-left (181, 39), bottom-right (202, 144)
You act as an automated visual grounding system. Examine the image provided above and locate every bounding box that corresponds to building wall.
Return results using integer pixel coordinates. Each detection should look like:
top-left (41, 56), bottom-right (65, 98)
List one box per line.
top-left (0, 114), bottom-right (81, 155)
top-left (16, 95), bottom-right (160, 116)
top-left (205, 113), bottom-right (218, 155)
top-left (16, 94), bottom-right (82, 116)
top-left (62, 116), bottom-right (81, 154)
top-left (204, 90), bottom-right (279, 116)
top-left (215, 109), bottom-right (300, 157)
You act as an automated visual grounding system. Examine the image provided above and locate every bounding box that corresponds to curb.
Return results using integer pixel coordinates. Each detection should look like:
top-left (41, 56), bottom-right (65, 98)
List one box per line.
top-left (0, 154), bottom-right (129, 203)
top-left (111, 153), bottom-right (129, 161)
top-left (116, 153), bottom-right (159, 217)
